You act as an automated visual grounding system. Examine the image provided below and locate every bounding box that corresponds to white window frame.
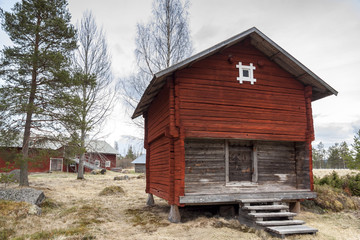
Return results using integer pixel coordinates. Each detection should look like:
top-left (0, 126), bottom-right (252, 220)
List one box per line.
top-left (94, 160), bottom-right (100, 168)
top-left (236, 62), bottom-right (256, 85)
top-left (105, 161), bottom-right (111, 168)
top-left (49, 158), bottom-right (63, 172)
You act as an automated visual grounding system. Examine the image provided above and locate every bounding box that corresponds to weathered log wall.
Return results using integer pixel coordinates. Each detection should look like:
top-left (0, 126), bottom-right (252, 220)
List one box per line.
top-left (184, 139), bottom-right (310, 195)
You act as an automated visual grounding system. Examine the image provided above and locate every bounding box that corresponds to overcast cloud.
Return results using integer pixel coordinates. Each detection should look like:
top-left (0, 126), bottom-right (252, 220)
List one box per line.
top-left (1, 0), bottom-right (360, 149)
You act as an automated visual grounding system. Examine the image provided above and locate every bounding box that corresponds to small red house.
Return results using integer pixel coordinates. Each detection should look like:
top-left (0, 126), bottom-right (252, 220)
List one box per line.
top-left (132, 27), bottom-right (337, 229)
top-left (0, 138), bottom-right (118, 173)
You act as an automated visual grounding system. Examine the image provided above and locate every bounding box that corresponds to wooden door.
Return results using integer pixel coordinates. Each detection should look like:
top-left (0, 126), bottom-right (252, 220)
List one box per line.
top-left (228, 141), bottom-right (252, 182)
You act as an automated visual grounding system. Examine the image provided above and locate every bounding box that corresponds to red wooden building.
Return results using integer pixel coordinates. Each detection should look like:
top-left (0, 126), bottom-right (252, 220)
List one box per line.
top-left (132, 28), bottom-right (337, 229)
top-left (0, 139), bottom-right (118, 173)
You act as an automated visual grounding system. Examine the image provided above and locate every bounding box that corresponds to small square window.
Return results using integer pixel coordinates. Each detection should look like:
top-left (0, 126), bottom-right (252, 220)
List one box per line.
top-left (243, 69), bottom-right (249, 77)
top-left (236, 62), bottom-right (256, 85)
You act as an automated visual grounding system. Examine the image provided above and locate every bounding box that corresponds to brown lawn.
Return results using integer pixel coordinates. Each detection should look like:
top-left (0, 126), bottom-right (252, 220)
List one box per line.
top-left (0, 169), bottom-right (359, 240)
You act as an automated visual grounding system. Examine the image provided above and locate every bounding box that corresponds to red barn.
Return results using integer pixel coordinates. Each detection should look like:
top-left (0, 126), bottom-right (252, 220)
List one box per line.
top-left (132, 28), bottom-right (337, 235)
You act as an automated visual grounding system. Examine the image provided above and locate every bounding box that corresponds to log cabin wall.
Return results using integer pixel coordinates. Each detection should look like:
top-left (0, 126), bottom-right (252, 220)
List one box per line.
top-left (256, 141), bottom-right (296, 185)
top-left (146, 86), bottom-right (171, 201)
top-left (184, 139), bottom-right (310, 195)
top-left (175, 38), bottom-right (308, 142)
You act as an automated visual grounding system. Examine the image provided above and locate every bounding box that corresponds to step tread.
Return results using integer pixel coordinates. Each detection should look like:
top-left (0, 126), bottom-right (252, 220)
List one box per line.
top-left (256, 220), bottom-right (305, 226)
top-left (249, 212), bottom-right (297, 218)
top-left (266, 225), bottom-right (318, 235)
top-left (238, 198), bottom-right (281, 203)
top-left (243, 205), bottom-right (289, 211)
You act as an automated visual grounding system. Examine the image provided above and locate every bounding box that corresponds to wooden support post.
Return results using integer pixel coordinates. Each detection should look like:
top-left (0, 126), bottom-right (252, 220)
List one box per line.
top-left (168, 205), bottom-right (181, 223)
top-left (146, 193), bottom-right (154, 206)
top-left (289, 201), bottom-right (301, 213)
top-left (225, 139), bottom-right (229, 183)
top-left (252, 142), bottom-right (258, 183)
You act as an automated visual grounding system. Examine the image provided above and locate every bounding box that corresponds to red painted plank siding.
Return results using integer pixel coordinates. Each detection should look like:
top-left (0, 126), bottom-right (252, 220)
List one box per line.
top-left (0, 148), bottom-right (61, 172)
top-left (148, 136), bottom-right (170, 200)
top-left (147, 86), bottom-right (171, 202)
top-left (148, 86), bottom-right (170, 143)
top-left (176, 39), bottom-right (308, 142)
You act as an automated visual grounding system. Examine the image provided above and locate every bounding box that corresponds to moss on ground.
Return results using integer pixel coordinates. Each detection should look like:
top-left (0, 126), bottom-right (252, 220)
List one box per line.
top-left (13, 226), bottom-right (94, 240)
top-left (125, 207), bottom-right (170, 232)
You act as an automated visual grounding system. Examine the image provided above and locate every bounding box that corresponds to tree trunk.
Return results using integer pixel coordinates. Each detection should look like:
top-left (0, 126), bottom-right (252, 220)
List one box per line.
top-left (77, 152), bottom-right (85, 179)
top-left (77, 130), bottom-right (86, 180)
top-left (20, 15), bottom-right (41, 187)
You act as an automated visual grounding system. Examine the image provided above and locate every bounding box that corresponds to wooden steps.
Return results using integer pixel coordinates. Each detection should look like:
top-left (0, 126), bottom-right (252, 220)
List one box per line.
top-left (267, 225), bottom-right (318, 239)
top-left (243, 205), bottom-right (289, 211)
top-left (248, 212), bottom-right (297, 218)
top-left (238, 198), bottom-right (318, 238)
top-left (256, 220), bottom-right (305, 226)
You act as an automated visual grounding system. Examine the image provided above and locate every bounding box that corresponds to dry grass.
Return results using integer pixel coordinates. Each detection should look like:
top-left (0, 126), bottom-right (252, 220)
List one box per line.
top-left (0, 170), bottom-right (359, 240)
top-left (313, 169), bottom-right (360, 178)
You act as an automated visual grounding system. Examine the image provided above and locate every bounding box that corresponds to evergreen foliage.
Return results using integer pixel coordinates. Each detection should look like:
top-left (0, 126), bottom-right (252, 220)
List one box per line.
top-left (0, 0), bottom-right (77, 185)
top-left (314, 171), bottom-right (360, 196)
top-left (350, 129), bottom-right (360, 170)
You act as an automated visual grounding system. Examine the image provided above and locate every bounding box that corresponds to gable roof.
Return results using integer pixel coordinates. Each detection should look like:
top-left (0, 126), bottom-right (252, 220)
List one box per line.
top-left (132, 27), bottom-right (337, 119)
top-left (131, 154), bottom-right (146, 164)
top-left (86, 140), bottom-right (118, 155)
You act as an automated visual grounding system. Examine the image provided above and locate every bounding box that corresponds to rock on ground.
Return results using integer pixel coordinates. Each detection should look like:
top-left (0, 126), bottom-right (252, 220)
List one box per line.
top-left (91, 169), bottom-right (106, 175)
top-left (114, 175), bottom-right (129, 181)
top-left (0, 188), bottom-right (45, 206)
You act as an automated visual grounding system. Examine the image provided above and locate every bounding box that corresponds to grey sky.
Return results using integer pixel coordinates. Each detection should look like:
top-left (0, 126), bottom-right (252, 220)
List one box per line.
top-left (1, 0), bottom-right (360, 149)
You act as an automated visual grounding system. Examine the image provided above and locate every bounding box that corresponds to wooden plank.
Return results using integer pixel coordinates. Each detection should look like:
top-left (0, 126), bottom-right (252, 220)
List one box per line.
top-left (243, 205), bottom-right (289, 211)
top-left (239, 198), bottom-right (282, 203)
top-left (179, 191), bottom-right (316, 205)
top-left (252, 142), bottom-right (258, 183)
top-left (225, 139), bottom-right (229, 183)
top-left (256, 220), bottom-right (305, 226)
top-left (248, 212), bottom-right (296, 218)
top-left (266, 225), bottom-right (318, 235)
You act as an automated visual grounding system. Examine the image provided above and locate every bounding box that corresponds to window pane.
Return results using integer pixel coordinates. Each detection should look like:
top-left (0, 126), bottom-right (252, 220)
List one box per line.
top-left (243, 69), bottom-right (249, 77)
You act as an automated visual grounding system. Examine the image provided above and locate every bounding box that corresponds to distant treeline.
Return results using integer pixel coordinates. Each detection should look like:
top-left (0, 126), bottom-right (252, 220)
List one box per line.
top-left (313, 129), bottom-right (360, 169)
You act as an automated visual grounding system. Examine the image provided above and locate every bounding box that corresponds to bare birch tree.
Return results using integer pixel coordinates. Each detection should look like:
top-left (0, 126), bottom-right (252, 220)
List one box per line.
top-left (60, 11), bottom-right (115, 179)
top-left (121, 0), bottom-right (193, 122)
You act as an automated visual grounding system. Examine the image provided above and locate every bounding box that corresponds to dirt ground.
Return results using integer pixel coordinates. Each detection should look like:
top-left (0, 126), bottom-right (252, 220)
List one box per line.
top-left (1, 169), bottom-right (360, 240)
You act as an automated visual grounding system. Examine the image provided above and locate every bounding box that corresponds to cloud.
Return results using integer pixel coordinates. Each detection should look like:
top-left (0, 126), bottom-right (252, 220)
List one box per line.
top-left (314, 118), bottom-right (360, 148)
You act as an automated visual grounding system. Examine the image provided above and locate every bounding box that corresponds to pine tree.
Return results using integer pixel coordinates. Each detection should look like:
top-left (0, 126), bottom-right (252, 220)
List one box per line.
top-left (0, 0), bottom-right (77, 186)
top-left (350, 129), bottom-right (360, 169)
top-left (125, 145), bottom-right (136, 160)
top-left (338, 141), bottom-right (353, 169)
top-left (327, 143), bottom-right (341, 169)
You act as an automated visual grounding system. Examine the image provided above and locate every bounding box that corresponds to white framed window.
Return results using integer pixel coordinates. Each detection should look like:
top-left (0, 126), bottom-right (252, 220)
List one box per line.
top-left (236, 62), bottom-right (256, 85)
top-left (105, 161), bottom-right (111, 168)
top-left (94, 160), bottom-right (100, 168)
top-left (50, 158), bottom-right (63, 172)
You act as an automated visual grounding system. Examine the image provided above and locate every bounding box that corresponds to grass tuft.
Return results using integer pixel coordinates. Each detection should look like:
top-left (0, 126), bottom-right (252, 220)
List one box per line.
top-left (212, 219), bottom-right (255, 233)
top-left (125, 207), bottom-right (170, 232)
top-left (99, 185), bottom-right (124, 196)
top-left (303, 184), bottom-right (359, 212)
top-left (0, 200), bottom-right (31, 219)
top-left (0, 228), bottom-right (15, 240)
top-left (39, 198), bottom-right (62, 214)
